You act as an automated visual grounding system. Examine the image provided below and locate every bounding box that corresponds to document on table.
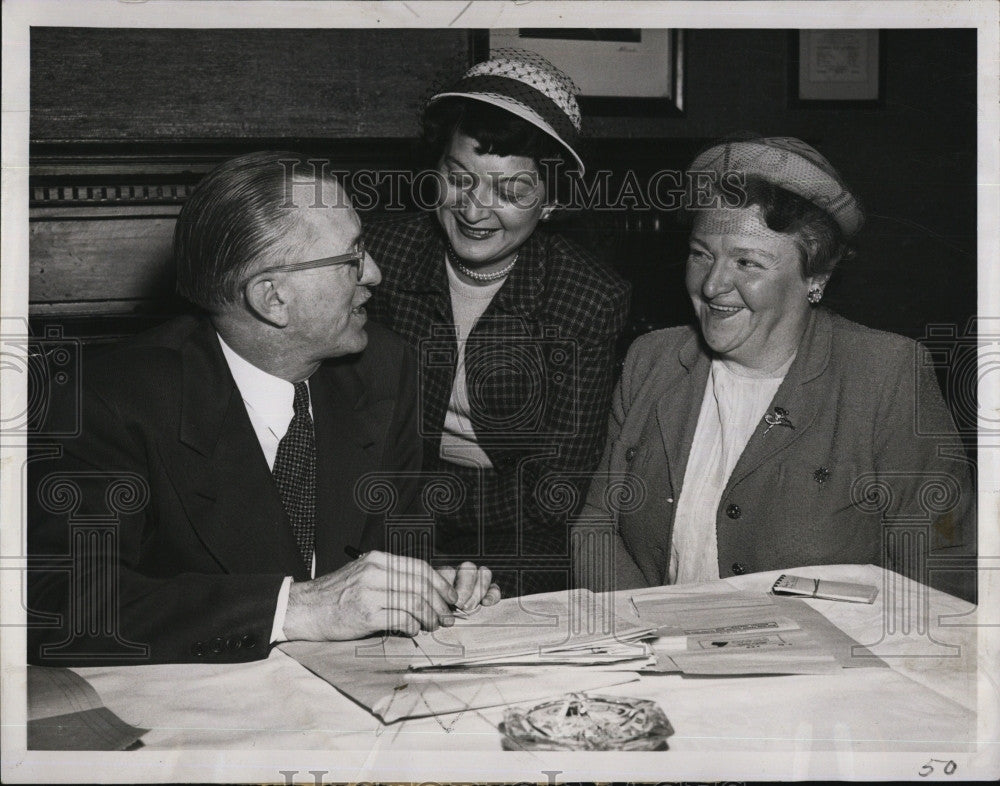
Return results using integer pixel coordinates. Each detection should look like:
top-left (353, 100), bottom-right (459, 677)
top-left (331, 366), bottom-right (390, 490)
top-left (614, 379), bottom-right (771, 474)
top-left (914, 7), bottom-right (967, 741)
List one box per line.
top-left (281, 589), bottom-right (653, 722)
top-left (634, 590), bottom-right (800, 643)
top-left (632, 590), bottom-right (885, 675)
top-left (282, 638), bottom-right (641, 723)
top-left (409, 588), bottom-right (655, 669)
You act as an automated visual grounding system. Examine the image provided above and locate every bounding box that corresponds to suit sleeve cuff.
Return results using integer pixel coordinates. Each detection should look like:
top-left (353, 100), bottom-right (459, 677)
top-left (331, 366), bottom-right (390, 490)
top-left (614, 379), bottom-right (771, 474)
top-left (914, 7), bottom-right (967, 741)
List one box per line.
top-left (270, 575), bottom-right (294, 644)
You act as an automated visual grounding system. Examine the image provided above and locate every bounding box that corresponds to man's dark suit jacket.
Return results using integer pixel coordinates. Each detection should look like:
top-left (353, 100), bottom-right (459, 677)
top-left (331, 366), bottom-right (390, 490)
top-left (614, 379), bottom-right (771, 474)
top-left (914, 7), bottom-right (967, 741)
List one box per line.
top-left (27, 315), bottom-right (421, 665)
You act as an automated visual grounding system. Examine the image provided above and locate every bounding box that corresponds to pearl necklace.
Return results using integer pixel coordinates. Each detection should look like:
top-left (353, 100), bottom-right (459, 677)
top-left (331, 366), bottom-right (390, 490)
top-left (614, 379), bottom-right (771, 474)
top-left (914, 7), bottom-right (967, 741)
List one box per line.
top-left (447, 245), bottom-right (517, 282)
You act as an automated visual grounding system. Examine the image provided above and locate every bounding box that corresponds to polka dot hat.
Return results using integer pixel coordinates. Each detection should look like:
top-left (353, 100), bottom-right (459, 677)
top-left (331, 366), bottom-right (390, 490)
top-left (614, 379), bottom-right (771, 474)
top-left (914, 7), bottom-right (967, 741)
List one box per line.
top-left (428, 48), bottom-right (585, 173)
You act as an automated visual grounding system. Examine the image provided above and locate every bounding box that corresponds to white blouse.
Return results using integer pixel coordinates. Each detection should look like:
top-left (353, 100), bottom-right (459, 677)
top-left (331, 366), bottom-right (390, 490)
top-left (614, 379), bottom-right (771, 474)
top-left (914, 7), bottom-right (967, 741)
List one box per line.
top-left (668, 355), bottom-right (793, 584)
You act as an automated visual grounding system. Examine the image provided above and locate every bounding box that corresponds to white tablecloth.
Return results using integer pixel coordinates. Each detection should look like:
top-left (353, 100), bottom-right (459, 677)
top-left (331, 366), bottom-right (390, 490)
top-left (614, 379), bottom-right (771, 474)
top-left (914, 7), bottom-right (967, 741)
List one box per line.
top-left (15, 564), bottom-right (999, 781)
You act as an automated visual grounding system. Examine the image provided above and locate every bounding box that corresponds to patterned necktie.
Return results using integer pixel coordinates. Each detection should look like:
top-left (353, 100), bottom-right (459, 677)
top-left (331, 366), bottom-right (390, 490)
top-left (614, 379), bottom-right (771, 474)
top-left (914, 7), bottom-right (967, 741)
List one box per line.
top-left (272, 381), bottom-right (316, 571)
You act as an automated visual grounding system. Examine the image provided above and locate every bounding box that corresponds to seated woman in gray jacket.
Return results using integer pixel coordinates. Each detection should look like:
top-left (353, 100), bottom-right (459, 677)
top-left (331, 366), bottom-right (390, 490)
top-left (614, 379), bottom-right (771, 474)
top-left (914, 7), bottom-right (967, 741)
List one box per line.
top-left (572, 136), bottom-right (975, 602)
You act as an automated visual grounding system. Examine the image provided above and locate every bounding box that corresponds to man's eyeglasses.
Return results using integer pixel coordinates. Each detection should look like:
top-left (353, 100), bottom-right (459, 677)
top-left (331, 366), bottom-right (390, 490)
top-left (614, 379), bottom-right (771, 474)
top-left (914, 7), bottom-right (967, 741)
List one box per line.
top-left (243, 240), bottom-right (367, 287)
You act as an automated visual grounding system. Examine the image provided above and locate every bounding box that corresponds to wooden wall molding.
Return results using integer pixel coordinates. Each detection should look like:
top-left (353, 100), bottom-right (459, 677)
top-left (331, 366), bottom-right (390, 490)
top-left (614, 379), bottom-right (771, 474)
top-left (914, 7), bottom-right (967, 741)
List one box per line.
top-left (28, 138), bottom-right (706, 337)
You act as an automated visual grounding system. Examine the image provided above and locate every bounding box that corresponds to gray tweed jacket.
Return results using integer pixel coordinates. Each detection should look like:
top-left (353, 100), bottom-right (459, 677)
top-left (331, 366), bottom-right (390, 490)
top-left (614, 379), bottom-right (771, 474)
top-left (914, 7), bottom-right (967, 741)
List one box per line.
top-left (572, 308), bottom-right (976, 602)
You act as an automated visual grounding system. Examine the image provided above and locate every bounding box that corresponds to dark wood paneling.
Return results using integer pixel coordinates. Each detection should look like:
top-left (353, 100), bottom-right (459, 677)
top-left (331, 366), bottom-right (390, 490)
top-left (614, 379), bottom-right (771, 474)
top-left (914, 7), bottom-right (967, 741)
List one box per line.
top-left (30, 206), bottom-right (179, 314)
top-left (27, 139), bottom-right (705, 332)
top-left (27, 27), bottom-right (977, 351)
top-left (31, 28), bottom-right (471, 141)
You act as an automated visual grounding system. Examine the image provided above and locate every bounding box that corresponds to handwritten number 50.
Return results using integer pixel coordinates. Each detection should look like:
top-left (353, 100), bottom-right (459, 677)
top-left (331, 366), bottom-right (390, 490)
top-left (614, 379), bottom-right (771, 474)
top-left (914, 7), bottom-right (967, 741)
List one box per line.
top-left (919, 759), bottom-right (957, 777)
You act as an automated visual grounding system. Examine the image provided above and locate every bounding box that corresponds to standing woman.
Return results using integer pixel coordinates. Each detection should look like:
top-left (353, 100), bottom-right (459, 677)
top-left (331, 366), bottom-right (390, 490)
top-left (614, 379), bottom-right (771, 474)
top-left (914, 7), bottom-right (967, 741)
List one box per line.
top-left (365, 50), bottom-right (631, 594)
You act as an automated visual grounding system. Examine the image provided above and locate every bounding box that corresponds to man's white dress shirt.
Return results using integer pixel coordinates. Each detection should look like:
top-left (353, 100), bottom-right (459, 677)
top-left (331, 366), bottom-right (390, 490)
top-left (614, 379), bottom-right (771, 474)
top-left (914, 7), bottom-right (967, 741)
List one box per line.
top-left (217, 334), bottom-right (312, 643)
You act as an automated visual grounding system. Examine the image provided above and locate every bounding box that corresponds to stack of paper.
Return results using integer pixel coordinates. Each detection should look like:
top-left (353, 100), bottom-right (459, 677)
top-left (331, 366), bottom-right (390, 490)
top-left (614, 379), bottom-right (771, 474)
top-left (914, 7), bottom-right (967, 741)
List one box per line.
top-left (632, 591), bottom-right (882, 675)
top-left (410, 588), bottom-right (655, 669)
top-left (282, 589), bottom-right (654, 722)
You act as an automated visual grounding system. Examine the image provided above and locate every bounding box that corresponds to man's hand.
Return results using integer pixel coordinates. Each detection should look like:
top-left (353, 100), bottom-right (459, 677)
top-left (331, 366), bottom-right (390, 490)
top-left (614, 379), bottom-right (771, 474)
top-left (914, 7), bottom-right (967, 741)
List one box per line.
top-left (283, 551), bottom-right (461, 641)
top-left (437, 561), bottom-right (502, 612)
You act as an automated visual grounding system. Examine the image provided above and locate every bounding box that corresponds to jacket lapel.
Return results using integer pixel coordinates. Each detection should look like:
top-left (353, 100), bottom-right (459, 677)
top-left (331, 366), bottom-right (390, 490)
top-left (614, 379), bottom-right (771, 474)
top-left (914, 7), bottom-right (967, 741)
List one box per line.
top-left (396, 223), bottom-right (452, 315)
top-left (491, 231), bottom-right (545, 319)
top-left (397, 227), bottom-right (456, 439)
top-left (726, 308), bottom-right (833, 488)
top-left (175, 320), bottom-right (305, 577)
top-left (655, 330), bottom-right (712, 497)
top-left (310, 357), bottom-right (380, 576)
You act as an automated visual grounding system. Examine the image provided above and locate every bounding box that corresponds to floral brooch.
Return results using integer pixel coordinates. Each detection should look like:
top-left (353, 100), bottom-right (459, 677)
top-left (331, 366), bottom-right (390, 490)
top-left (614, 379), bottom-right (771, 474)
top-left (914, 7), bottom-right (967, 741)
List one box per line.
top-left (763, 406), bottom-right (795, 435)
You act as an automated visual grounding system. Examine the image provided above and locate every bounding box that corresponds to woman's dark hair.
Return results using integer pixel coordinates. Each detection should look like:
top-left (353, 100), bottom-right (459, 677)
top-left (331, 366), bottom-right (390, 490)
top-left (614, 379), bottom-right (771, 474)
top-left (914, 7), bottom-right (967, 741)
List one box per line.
top-left (422, 97), bottom-right (577, 204)
top-left (684, 175), bottom-right (856, 278)
top-left (741, 176), bottom-right (855, 277)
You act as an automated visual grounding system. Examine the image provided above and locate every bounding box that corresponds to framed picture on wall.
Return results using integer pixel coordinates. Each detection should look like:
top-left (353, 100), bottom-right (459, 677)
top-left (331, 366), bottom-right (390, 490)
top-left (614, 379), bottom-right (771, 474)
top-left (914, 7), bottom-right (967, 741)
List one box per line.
top-left (790, 29), bottom-right (884, 107)
top-left (471, 29), bottom-right (684, 116)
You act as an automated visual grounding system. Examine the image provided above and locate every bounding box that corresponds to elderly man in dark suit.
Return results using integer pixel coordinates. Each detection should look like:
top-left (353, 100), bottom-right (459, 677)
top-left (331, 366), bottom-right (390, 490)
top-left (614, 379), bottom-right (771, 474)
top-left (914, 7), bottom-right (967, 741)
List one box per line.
top-left (28, 151), bottom-right (499, 666)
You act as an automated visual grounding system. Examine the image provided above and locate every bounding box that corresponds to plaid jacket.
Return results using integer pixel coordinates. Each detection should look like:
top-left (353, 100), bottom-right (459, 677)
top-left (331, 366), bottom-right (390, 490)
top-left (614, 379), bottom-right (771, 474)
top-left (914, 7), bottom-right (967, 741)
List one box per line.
top-left (365, 213), bottom-right (630, 586)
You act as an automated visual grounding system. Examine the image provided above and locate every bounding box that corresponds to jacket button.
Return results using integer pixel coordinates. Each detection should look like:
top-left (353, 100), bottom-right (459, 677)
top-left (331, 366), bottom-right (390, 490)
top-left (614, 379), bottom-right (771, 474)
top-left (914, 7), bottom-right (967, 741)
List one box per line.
top-left (210, 637), bottom-right (224, 654)
top-left (625, 446), bottom-right (637, 462)
top-left (191, 641), bottom-right (205, 657)
top-left (227, 636), bottom-right (241, 650)
top-left (241, 633), bottom-right (257, 649)
top-left (731, 562), bottom-right (748, 575)
top-left (726, 503), bottom-right (741, 519)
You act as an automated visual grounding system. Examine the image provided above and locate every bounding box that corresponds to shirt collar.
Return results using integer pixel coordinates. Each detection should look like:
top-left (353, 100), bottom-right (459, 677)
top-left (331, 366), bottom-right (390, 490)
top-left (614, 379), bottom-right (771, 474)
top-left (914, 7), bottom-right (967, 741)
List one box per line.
top-left (217, 332), bottom-right (299, 432)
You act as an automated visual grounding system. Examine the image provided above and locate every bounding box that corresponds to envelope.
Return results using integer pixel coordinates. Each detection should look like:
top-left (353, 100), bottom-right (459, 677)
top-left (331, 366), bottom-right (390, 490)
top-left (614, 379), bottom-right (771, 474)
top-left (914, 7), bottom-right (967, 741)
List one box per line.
top-left (281, 638), bottom-right (639, 722)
